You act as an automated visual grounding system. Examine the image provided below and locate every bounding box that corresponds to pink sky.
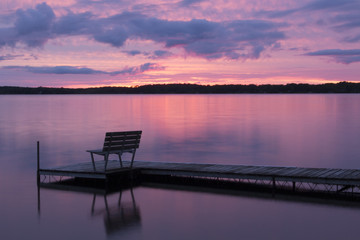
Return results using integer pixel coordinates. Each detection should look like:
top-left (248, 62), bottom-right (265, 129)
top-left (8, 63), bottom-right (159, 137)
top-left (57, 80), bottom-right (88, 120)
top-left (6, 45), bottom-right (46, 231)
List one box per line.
top-left (0, 0), bottom-right (359, 87)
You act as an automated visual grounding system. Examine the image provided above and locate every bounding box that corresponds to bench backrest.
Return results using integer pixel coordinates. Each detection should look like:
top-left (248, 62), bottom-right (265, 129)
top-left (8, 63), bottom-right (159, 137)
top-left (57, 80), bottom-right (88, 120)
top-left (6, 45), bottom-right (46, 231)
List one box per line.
top-left (102, 131), bottom-right (142, 152)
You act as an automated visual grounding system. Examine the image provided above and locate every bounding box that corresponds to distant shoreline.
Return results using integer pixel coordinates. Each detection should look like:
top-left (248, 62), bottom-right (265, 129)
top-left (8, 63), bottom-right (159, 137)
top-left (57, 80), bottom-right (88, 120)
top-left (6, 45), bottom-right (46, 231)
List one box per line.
top-left (1, 82), bottom-right (360, 94)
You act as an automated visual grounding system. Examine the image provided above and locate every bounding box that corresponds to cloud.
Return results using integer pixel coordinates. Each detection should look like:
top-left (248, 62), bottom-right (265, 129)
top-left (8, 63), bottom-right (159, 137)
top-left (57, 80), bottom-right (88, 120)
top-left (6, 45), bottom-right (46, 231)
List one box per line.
top-left (110, 63), bottom-right (165, 75)
top-left (261, 0), bottom-right (358, 18)
top-left (123, 50), bottom-right (142, 56)
top-left (0, 54), bottom-right (21, 61)
top-left (152, 50), bottom-right (173, 59)
top-left (0, 3), bottom-right (285, 60)
top-left (302, 0), bottom-right (357, 12)
top-left (76, 0), bottom-right (122, 5)
top-left (331, 12), bottom-right (360, 42)
top-left (115, 14), bottom-right (285, 59)
top-left (178, 0), bottom-right (205, 7)
top-left (306, 49), bottom-right (360, 64)
top-left (333, 14), bottom-right (360, 31)
top-left (257, 9), bottom-right (297, 19)
top-left (14, 2), bottom-right (55, 47)
top-left (4, 66), bottom-right (106, 74)
top-left (123, 50), bottom-right (173, 59)
top-left (3, 63), bottom-right (164, 75)
top-left (93, 26), bottom-right (128, 47)
top-left (53, 11), bottom-right (93, 35)
top-left (0, 3), bottom-right (56, 48)
top-left (259, 0), bottom-right (360, 42)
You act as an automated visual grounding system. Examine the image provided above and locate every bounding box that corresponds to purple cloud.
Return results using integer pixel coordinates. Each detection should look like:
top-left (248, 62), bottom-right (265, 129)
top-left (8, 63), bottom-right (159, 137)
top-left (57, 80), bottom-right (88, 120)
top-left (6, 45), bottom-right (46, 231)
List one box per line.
top-left (123, 50), bottom-right (173, 59)
top-left (123, 50), bottom-right (143, 56)
top-left (302, 0), bottom-right (357, 11)
top-left (3, 63), bottom-right (164, 75)
top-left (53, 11), bottom-right (94, 35)
top-left (260, 0), bottom-right (360, 43)
top-left (261, 0), bottom-right (358, 18)
top-left (93, 26), bottom-right (128, 47)
top-left (0, 3), bottom-right (285, 60)
top-left (115, 14), bottom-right (285, 59)
top-left (178, 0), bottom-right (205, 7)
top-left (110, 63), bottom-right (165, 75)
top-left (152, 50), bottom-right (173, 59)
top-left (0, 54), bottom-right (21, 61)
top-left (4, 66), bottom-right (106, 74)
top-left (306, 49), bottom-right (360, 64)
top-left (332, 12), bottom-right (360, 42)
top-left (14, 2), bottom-right (55, 47)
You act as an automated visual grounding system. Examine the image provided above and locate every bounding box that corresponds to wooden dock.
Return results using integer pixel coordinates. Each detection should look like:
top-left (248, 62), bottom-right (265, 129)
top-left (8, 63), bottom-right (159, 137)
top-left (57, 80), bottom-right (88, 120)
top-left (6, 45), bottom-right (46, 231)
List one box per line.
top-left (39, 160), bottom-right (360, 196)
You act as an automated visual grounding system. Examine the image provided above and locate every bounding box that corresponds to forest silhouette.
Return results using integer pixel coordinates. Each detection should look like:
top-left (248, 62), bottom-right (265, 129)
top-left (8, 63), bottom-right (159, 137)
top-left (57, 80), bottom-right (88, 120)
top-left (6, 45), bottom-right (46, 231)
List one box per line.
top-left (1, 82), bottom-right (360, 94)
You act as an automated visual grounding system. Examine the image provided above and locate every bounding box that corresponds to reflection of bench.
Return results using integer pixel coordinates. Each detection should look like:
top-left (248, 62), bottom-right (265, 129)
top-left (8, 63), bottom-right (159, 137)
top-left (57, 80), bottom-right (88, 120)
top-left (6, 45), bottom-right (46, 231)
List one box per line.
top-left (86, 131), bottom-right (142, 171)
top-left (91, 189), bottom-right (141, 235)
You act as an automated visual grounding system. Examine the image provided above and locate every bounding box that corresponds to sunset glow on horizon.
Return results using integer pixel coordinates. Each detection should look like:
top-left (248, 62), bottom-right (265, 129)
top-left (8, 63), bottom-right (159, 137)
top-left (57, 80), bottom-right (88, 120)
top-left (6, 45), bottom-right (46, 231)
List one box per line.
top-left (0, 0), bottom-right (359, 88)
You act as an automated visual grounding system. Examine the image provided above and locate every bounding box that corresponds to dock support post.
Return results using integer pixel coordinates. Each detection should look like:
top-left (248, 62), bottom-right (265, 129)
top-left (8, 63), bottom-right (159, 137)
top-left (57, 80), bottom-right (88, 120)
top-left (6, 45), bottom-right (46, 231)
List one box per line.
top-left (292, 182), bottom-right (296, 192)
top-left (37, 141), bottom-right (40, 186)
top-left (271, 177), bottom-right (276, 197)
top-left (272, 177), bottom-right (276, 189)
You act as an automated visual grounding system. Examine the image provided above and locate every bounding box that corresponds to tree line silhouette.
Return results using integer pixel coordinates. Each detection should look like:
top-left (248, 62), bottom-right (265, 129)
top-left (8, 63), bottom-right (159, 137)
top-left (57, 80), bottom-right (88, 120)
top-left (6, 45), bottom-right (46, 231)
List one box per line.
top-left (1, 82), bottom-right (360, 94)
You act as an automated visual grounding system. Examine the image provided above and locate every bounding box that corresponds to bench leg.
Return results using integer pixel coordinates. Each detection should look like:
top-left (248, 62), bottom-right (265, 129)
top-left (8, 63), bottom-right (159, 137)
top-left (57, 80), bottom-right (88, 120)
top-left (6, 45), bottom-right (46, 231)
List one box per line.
top-left (118, 153), bottom-right (123, 168)
top-left (130, 150), bottom-right (137, 168)
top-left (90, 153), bottom-right (96, 171)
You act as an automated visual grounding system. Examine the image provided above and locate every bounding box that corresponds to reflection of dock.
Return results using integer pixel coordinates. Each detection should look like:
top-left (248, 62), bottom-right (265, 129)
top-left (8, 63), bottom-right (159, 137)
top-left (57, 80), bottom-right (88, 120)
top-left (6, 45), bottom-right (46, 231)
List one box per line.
top-left (39, 160), bottom-right (360, 198)
top-left (143, 180), bottom-right (360, 209)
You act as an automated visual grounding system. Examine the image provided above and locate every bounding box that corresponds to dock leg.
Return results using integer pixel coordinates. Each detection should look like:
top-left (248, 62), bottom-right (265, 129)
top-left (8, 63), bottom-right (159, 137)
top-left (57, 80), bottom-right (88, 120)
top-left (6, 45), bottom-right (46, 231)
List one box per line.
top-left (272, 177), bottom-right (276, 197)
top-left (293, 182), bottom-right (296, 192)
top-left (272, 177), bottom-right (276, 189)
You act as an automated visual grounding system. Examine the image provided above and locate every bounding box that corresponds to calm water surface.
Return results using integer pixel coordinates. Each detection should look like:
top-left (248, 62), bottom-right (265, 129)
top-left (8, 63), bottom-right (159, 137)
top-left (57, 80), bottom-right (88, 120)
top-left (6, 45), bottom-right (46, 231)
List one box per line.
top-left (1, 94), bottom-right (360, 240)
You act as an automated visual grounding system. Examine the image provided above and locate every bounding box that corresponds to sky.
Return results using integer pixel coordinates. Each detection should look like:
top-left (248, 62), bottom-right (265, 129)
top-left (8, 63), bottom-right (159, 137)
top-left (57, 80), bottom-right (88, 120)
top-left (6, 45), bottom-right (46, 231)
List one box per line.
top-left (0, 0), bottom-right (359, 88)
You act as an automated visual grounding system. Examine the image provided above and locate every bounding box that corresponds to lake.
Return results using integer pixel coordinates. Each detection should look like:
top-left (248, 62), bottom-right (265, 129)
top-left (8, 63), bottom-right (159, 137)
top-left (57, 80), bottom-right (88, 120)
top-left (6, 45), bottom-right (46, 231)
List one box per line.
top-left (1, 94), bottom-right (360, 240)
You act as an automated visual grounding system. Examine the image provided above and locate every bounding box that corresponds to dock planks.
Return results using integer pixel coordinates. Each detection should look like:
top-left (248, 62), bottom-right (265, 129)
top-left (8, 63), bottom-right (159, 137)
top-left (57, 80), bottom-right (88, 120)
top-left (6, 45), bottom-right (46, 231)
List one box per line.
top-left (39, 160), bottom-right (360, 187)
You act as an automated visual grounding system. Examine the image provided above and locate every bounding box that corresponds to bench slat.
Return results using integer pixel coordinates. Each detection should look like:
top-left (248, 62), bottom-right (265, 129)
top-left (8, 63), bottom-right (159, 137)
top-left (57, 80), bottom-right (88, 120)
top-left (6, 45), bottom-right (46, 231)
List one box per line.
top-left (103, 141), bottom-right (141, 148)
top-left (105, 131), bottom-right (142, 136)
top-left (105, 135), bottom-right (141, 142)
top-left (104, 139), bottom-right (140, 144)
top-left (102, 131), bottom-right (142, 152)
top-left (103, 146), bottom-right (138, 151)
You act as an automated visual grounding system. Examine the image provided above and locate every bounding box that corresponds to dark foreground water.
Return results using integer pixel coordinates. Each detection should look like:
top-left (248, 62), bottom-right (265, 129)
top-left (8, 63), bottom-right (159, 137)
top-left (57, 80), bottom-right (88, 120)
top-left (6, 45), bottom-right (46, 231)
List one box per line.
top-left (1, 94), bottom-right (360, 240)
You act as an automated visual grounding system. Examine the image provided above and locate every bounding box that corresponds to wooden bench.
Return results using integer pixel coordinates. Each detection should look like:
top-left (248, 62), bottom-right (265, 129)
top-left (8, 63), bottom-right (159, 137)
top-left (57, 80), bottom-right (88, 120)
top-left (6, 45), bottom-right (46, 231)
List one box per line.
top-left (86, 131), bottom-right (142, 171)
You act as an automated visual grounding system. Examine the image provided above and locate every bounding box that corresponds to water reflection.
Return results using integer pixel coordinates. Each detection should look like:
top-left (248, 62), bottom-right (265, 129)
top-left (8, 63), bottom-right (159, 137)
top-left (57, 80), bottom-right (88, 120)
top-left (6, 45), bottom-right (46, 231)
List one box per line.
top-left (91, 189), bottom-right (141, 236)
top-left (2, 95), bottom-right (360, 169)
top-left (2, 94), bottom-right (360, 240)
top-left (38, 183), bottom-right (141, 238)
top-left (143, 181), bottom-right (360, 210)
top-left (37, 179), bottom-right (360, 240)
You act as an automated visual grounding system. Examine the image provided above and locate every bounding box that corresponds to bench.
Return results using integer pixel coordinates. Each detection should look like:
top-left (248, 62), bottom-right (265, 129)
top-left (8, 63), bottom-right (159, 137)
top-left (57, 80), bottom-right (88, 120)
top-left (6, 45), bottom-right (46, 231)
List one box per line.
top-left (86, 131), bottom-right (142, 171)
